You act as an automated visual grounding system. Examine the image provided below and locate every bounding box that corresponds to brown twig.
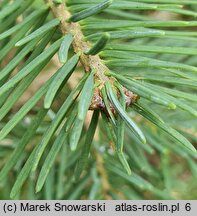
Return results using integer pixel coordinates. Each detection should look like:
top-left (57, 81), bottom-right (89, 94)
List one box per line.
top-left (44, 0), bottom-right (138, 111)
top-left (45, 0), bottom-right (109, 84)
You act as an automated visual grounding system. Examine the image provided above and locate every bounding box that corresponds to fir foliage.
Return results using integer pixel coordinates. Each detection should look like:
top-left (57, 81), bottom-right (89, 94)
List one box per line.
top-left (0, 0), bottom-right (196, 200)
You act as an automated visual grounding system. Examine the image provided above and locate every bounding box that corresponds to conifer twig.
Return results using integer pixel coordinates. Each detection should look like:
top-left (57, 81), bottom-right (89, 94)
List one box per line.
top-left (45, 0), bottom-right (138, 110)
top-left (45, 0), bottom-right (109, 82)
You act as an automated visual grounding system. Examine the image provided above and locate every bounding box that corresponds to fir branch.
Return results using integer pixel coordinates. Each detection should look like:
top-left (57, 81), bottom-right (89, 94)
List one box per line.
top-left (0, 0), bottom-right (196, 199)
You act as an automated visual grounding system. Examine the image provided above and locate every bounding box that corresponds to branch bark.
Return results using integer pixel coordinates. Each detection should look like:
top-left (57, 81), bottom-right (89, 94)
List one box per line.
top-left (45, 0), bottom-right (109, 84)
